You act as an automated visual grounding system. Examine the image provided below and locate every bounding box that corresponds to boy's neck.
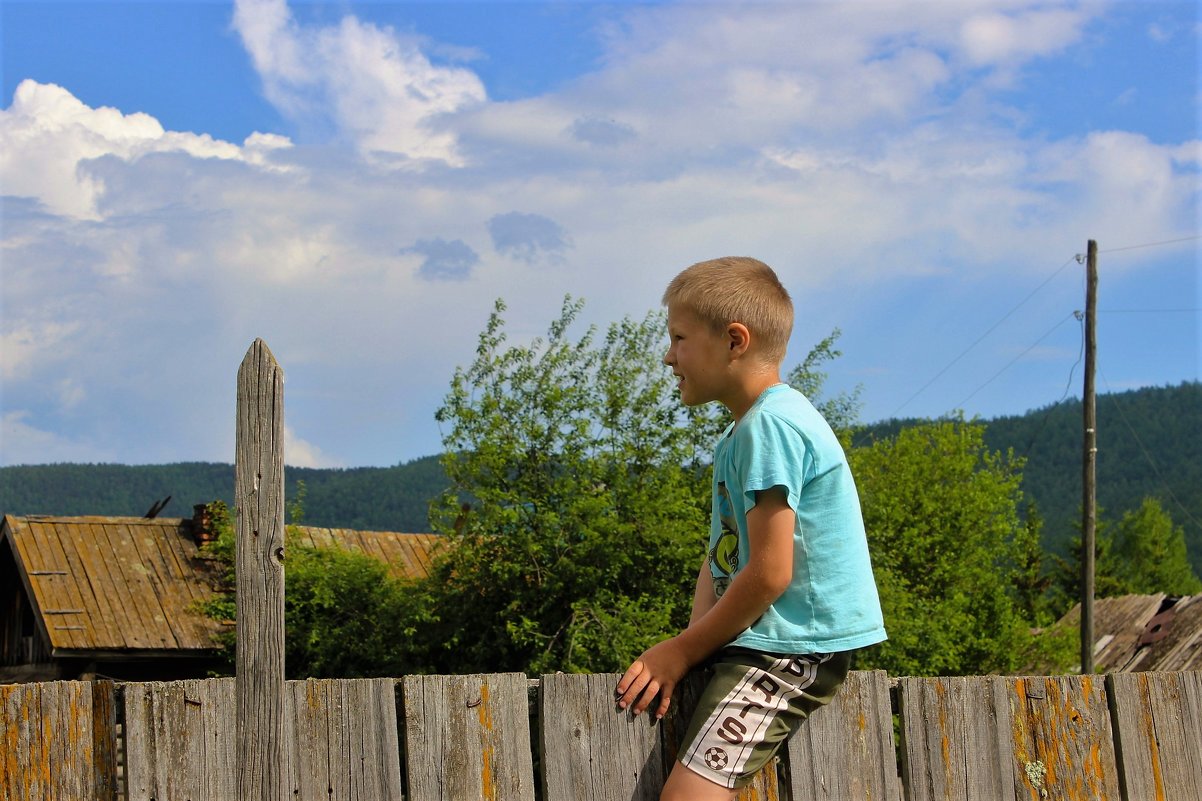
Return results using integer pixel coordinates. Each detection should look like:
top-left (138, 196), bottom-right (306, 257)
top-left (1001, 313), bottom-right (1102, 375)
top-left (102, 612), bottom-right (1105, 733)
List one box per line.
top-left (724, 371), bottom-right (784, 422)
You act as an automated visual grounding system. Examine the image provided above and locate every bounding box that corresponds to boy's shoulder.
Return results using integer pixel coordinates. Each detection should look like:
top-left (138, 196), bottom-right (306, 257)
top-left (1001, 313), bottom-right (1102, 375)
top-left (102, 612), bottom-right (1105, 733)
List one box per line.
top-left (732, 385), bottom-right (844, 455)
top-left (744, 385), bottom-right (826, 431)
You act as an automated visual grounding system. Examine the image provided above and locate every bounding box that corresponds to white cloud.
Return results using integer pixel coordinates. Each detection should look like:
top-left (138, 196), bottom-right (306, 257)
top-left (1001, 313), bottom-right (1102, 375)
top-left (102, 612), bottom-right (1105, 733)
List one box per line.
top-left (0, 321), bottom-right (81, 381)
top-left (0, 411), bottom-right (112, 466)
top-left (0, 0), bottom-right (1195, 467)
top-left (958, 8), bottom-right (1089, 67)
top-left (284, 424), bottom-right (342, 469)
top-left (0, 79), bottom-right (291, 219)
top-left (232, 0), bottom-right (486, 163)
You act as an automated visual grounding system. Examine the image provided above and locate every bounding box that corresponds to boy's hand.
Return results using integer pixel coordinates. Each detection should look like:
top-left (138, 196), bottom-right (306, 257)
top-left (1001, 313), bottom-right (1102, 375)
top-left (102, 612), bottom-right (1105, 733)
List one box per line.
top-left (615, 637), bottom-right (690, 719)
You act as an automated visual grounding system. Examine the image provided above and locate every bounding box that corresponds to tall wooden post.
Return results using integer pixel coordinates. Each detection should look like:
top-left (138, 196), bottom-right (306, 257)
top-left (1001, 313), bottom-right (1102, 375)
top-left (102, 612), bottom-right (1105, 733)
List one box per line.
top-left (1080, 241), bottom-right (1098, 675)
top-left (235, 339), bottom-right (286, 801)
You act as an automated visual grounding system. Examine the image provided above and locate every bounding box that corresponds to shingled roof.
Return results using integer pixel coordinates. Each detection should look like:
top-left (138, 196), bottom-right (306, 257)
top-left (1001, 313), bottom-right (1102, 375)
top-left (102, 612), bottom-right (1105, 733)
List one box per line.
top-left (1058, 593), bottom-right (1202, 672)
top-left (1, 513), bottom-right (441, 669)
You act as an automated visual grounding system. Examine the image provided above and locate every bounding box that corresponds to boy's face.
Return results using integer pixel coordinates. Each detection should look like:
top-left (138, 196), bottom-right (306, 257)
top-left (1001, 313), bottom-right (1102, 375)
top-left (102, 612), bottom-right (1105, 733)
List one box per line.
top-left (664, 303), bottom-right (733, 407)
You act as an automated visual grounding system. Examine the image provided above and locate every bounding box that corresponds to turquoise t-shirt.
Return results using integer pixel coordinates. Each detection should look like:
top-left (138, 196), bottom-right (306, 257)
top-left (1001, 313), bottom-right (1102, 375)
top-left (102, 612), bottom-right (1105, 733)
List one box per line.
top-left (708, 384), bottom-right (887, 654)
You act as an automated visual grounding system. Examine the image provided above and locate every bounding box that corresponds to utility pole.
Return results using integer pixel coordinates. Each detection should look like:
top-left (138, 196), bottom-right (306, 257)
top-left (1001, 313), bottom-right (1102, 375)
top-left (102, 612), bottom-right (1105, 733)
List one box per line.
top-left (1081, 240), bottom-right (1098, 674)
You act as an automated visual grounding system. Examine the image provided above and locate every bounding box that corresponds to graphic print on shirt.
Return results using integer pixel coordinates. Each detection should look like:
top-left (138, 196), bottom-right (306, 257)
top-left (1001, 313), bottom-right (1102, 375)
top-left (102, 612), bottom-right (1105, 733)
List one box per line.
top-left (710, 481), bottom-right (739, 598)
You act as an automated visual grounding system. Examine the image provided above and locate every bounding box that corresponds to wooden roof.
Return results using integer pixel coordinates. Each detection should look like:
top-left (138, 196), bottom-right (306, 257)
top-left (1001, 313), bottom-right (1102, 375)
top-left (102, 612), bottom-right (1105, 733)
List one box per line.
top-left (2, 514), bottom-right (441, 659)
top-left (290, 526), bottom-right (441, 581)
top-left (1059, 593), bottom-right (1202, 672)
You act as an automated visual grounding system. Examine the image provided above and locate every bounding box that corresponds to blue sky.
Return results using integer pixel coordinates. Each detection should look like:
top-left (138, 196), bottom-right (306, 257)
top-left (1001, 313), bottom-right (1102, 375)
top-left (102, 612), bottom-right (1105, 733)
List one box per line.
top-left (1, 0), bottom-right (1198, 468)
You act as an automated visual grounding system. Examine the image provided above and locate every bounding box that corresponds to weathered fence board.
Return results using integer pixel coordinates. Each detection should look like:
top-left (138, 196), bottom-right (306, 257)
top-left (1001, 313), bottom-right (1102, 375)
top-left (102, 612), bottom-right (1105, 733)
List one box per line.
top-left (124, 678), bottom-right (404, 801)
top-left (284, 678), bottom-right (404, 801)
top-left (1009, 675), bottom-right (1120, 799)
top-left (899, 674), bottom-right (1121, 801)
top-left (898, 675), bottom-right (1015, 801)
top-left (0, 680), bottom-right (116, 801)
top-left (124, 678), bottom-right (237, 801)
top-left (235, 338), bottom-right (287, 801)
top-left (541, 672), bottom-right (666, 801)
top-left (1108, 670), bottom-right (1202, 800)
top-left (402, 672), bottom-right (536, 801)
top-left (787, 669), bottom-right (900, 801)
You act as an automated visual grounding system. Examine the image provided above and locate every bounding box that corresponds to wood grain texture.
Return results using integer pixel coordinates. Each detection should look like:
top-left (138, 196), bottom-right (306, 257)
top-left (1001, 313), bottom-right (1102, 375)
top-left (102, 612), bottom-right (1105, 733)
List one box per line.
top-left (235, 338), bottom-right (287, 801)
top-left (899, 675), bottom-right (1120, 801)
top-left (787, 670), bottom-right (901, 801)
top-left (1108, 670), bottom-right (1202, 801)
top-left (124, 678), bottom-right (237, 801)
top-left (0, 681), bottom-right (117, 801)
top-left (284, 678), bottom-right (404, 800)
top-left (540, 672), bottom-right (666, 801)
top-left (402, 673), bottom-right (535, 801)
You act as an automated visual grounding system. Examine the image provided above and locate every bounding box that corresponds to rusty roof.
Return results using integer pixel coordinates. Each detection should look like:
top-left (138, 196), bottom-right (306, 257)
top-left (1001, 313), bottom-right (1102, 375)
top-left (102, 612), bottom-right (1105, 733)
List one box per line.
top-left (1058, 593), bottom-right (1202, 673)
top-left (2, 514), bottom-right (441, 658)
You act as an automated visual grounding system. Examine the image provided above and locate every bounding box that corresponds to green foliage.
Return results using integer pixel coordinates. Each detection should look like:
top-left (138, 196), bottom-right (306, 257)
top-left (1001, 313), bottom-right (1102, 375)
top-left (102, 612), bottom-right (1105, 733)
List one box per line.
top-left (280, 537), bottom-right (432, 678)
top-left (784, 328), bottom-right (863, 434)
top-left (1111, 498), bottom-right (1202, 595)
top-left (1010, 504), bottom-right (1057, 626)
top-left (196, 499), bottom-right (433, 678)
top-left (850, 419), bottom-right (1032, 676)
top-left (851, 382), bottom-right (1202, 575)
top-left (423, 298), bottom-right (712, 675)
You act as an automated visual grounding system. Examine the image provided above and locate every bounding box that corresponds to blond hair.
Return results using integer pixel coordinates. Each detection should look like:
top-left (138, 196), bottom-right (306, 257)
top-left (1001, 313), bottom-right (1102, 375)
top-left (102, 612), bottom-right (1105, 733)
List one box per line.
top-left (663, 256), bottom-right (793, 364)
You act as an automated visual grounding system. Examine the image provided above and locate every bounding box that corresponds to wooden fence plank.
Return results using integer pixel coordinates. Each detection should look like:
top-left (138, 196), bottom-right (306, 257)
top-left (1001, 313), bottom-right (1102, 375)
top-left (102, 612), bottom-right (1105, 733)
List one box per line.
top-left (899, 675), bottom-right (1121, 801)
top-left (123, 678), bottom-right (237, 801)
top-left (285, 678), bottom-right (403, 801)
top-left (1008, 675), bottom-right (1120, 800)
top-left (540, 672), bottom-right (666, 801)
top-left (402, 673), bottom-right (535, 801)
top-left (0, 681), bottom-right (116, 801)
top-left (235, 337), bottom-right (286, 801)
top-left (786, 670), bottom-right (900, 801)
top-left (898, 676), bottom-right (1018, 801)
top-left (1108, 670), bottom-right (1202, 801)
top-left (286, 679), bottom-right (333, 800)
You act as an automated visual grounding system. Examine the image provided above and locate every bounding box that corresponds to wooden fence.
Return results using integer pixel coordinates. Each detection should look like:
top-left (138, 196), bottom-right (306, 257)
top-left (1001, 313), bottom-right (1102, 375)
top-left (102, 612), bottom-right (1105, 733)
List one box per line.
top-left (4, 667), bottom-right (1201, 800)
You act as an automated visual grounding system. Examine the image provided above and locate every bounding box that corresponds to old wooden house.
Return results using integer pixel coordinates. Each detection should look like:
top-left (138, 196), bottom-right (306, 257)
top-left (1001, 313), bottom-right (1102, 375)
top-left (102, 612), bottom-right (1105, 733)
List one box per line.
top-left (0, 510), bottom-right (440, 683)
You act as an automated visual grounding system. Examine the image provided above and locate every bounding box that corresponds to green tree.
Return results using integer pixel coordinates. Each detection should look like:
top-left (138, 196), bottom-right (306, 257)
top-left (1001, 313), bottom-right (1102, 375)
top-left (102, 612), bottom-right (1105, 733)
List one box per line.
top-left (785, 327), bottom-right (862, 434)
top-left (1010, 503), bottom-right (1055, 626)
top-left (196, 500), bottom-right (433, 678)
top-left (425, 298), bottom-right (713, 675)
top-left (850, 419), bottom-right (1032, 676)
top-left (1111, 497), bottom-right (1202, 595)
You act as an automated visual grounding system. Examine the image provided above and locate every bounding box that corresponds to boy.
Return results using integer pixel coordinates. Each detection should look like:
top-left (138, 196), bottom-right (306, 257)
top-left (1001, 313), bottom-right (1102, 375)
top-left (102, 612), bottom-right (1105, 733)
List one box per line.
top-left (615, 257), bottom-right (887, 800)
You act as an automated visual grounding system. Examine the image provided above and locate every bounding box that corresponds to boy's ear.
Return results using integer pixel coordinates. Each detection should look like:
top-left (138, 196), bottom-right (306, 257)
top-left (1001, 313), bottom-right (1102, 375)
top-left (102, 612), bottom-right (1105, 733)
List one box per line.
top-left (726, 322), bottom-right (751, 357)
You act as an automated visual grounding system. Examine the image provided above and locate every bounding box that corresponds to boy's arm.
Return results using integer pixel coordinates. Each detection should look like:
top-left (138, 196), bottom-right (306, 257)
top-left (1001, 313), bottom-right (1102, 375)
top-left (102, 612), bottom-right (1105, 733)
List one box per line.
top-left (615, 486), bottom-right (795, 718)
top-left (689, 558), bottom-right (716, 625)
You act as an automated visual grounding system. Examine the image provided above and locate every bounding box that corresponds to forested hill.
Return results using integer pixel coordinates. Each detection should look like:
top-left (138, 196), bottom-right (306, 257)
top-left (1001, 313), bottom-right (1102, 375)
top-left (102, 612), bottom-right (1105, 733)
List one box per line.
top-left (2, 382), bottom-right (1198, 566)
top-left (0, 457), bottom-right (448, 534)
top-left (854, 381), bottom-right (1201, 567)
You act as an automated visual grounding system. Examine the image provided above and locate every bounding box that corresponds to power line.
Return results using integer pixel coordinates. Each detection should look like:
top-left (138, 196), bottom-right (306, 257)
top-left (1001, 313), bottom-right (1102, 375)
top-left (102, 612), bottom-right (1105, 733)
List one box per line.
top-left (890, 255), bottom-right (1077, 418)
top-left (955, 311), bottom-right (1080, 409)
top-left (1018, 312), bottom-right (1086, 460)
top-left (1098, 235), bottom-right (1201, 255)
top-left (1100, 308), bottom-right (1200, 314)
